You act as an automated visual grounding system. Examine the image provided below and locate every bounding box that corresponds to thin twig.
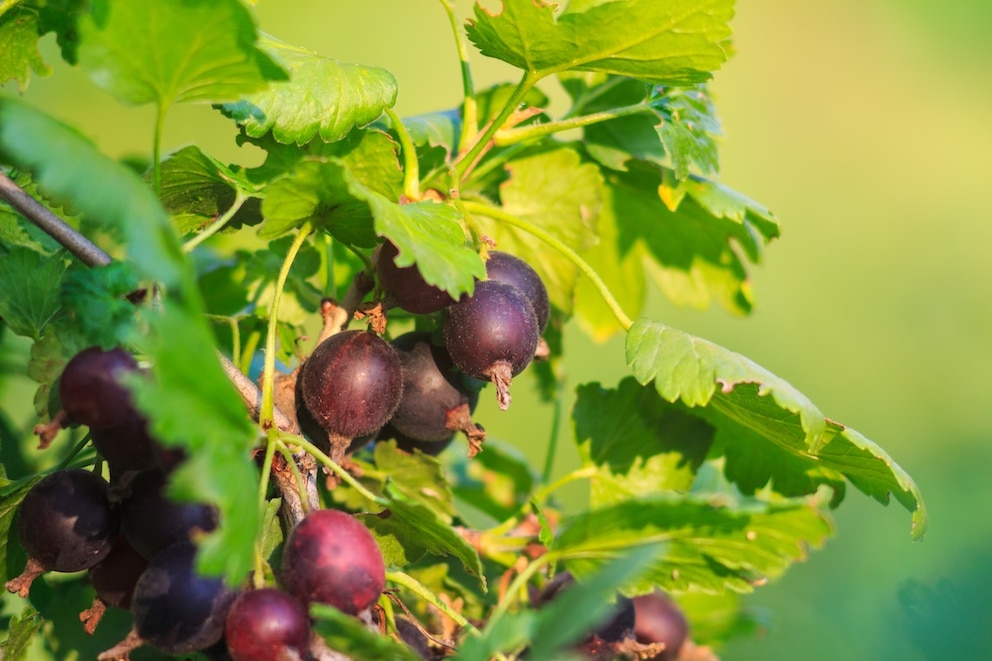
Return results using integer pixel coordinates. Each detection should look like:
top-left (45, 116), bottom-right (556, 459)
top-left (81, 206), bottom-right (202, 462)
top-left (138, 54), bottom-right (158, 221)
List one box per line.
top-left (0, 170), bottom-right (112, 267)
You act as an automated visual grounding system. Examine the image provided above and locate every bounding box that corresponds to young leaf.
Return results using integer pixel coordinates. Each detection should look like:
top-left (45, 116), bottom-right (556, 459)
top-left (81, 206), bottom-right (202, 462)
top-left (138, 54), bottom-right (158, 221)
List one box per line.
top-left (0, 248), bottom-right (66, 340)
top-left (0, 7), bottom-right (51, 92)
top-left (0, 606), bottom-right (42, 661)
top-left (310, 603), bottom-right (424, 661)
top-left (554, 495), bottom-right (833, 594)
top-left (626, 319), bottom-right (928, 539)
top-left (77, 0), bottom-right (285, 107)
top-left (573, 379), bottom-right (714, 507)
top-left (466, 0), bottom-right (733, 84)
top-left (220, 36), bottom-right (397, 145)
top-left (653, 86), bottom-right (722, 180)
top-left (472, 147), bottom-right (602, 313)
top-left (127, 301), bottom-right (260, 581)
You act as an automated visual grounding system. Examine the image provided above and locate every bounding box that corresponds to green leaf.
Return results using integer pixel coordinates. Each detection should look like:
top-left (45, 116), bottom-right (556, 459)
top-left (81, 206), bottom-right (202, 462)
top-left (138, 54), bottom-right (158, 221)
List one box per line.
top-left (626, 319), bottom-right (928, 539)
top-left (573, 379), bottom-right (714, 508)
top-left (1, 476), bottom-right (41, 582)
top-left (220, 36), bottom-right (397, 145)
top-left (127, 301), bottom-right (259, 581)
top-left (241, 236), bottom-right (323, 326)
top-left (466, 0), bottom-right (733, 84)
top-left (310, 603), bottom-right (427, 661)
top-left (36, 0), bottom-right (85, 65)
top-left (451, 439), bottom-right (537, 524)
top-left (0, 247), bottom-right (66, 340)
top-left (653, 86), bottom-right (722, 180)
top-left (473, 147), bottom-right (602, 313)
top-left (605, 165), bottom-right (777, 314)
top-left (554, 495), bottom-right (833, 594)
top-left (452, 611), bottom-right (538, 661)
top-left (0, 96), bottom-right (186, 289)
top-left (365, 482), bottom-right (485, 588)
top-left (77, 0), bottom-right (285, 107)
top-left (373, 441), bottom-right (455, 521)
top-left (60, 261), bottom-right (139, 349)
top-left (574, 182), bottom-right (646, 341)
top-left (156, 146), bottom-right (260, 236)
top-left (259, 130), bottom-right (403, 244)
top-left (0, 8), bottom-right (51, 92)
top-left (0, 606), bottom-right (42, 661)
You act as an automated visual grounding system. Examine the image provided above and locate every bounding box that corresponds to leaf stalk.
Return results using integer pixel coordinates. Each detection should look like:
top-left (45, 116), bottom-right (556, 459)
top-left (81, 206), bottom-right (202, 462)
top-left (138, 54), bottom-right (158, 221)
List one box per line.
top-left (385, 107), bottom-right (421, 201)
top-left (259, 223), bottom-right (313, 427)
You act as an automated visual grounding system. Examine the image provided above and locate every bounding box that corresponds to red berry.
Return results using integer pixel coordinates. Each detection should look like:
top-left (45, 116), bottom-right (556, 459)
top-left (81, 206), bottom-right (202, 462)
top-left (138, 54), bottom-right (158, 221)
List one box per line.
top-left (281, 509), bottom-right (385, 615)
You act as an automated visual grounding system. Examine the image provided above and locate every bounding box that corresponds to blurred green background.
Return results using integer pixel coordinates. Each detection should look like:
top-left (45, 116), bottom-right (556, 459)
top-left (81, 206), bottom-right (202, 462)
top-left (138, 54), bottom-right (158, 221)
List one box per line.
top-left (5, 0), bottom-right (992, 659)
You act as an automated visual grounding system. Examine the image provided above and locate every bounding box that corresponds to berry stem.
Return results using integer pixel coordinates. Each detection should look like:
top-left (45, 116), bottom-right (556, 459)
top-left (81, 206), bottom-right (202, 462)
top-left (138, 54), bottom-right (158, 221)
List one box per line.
top-left (151, 102), bottom-right (166, 196)
top-left (280, 434), bottom-right (386, 506)
top-left (386, 570), bottom-right (478, 635)
top-left (385, 107), bottom-right (420, 201)
top-left (182, 191), bottom-right (249, 252)
top-left (460, 201), bottom-right (634, 331)
top-left (437, 0), bottom-right (478, 154)
top-left (260, 223), bottom-right (313, 428)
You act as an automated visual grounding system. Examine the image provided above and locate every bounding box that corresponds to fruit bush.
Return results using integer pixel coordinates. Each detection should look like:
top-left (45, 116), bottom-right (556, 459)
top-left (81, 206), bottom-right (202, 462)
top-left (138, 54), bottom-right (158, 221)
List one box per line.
top-left (0, 0), bottom-right (927, 659)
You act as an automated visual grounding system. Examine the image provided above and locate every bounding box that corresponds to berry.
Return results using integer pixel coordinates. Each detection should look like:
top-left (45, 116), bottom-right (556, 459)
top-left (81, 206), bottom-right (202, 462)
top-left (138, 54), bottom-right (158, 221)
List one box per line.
top-left (5, 469), bottom-right (120, 598)
top-left (281, 509), bottom-right (385, 615)
top-left (389, 331), bottom-right (482, 443)
top-left (88, 536), bottom-right (148, 610)
top-left (485, 251), bottom-right (550, 332)
top-left (59, 346), bottom-right (139, 429)
top-left (298, 330), bottom-right (403, 460)
top-left (80, 536), bottom-right (150, 634)
top-left (90, 411), bottom-right (159, 478)
top-left (443, 280), bottom-right (539, 410)
top-left (225, 588), bottom-right (311, 661)
top-left (632, 590), bottom-right (689, 661)
top-left (377, 241), bottom-right (456, 314)
top-left (121, 469), bottom-right (218, 559)
top-left (128, 542), bottom-right (238, 655)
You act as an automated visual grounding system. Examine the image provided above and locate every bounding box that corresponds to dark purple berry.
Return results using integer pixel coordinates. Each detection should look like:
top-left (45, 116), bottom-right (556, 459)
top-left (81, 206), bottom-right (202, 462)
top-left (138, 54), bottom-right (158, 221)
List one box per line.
top-left (389, 331), bottom-right (482, 443)
top-left (59, 347), bottom-right (139, 429)
top-left (377, 241), bottom-right (456, 314)
top-left (129, 542), bottom-right (238, 655)
top-left (485, 251), bottom-right (550, 332)
top-left (298, 330), bottom-right (403, 460)
top-left (90, 412), bottom-right (159, 478)
top-left (225, 588), bottom-right (311, 661)
top-left (443, 280), bottom-right (539, 410)
top-left (121, 469), bottom-right (218, 559)
top-left (88, 536), bottom-right (148, 610)
top-left (5, 469), bottom-right (120, 598)
top-left (632, 590), bottom-right (689, 661)
top-left (281, 509), bottom-right (385, 615)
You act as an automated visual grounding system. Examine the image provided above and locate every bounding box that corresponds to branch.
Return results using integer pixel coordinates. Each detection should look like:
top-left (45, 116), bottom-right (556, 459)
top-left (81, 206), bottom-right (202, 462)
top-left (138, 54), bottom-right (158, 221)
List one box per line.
top-left (0, 170), bottom-right (112, 266)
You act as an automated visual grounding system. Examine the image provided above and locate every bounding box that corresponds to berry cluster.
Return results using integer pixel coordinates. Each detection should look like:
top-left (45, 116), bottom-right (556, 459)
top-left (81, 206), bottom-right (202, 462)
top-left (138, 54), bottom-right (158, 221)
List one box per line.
top-left (297, 247), bottom-right (549, 462)
top-left (6, 346), bottom-right (395, 659)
